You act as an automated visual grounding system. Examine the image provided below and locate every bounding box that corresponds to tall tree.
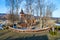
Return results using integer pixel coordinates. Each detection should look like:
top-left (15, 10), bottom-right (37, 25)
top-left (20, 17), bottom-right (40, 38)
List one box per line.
top-left (15, 0), bottom-right (20, 22)
top-left (25, 0), bottom-right (29, 14)
top-left (5, 0), bottom-right (23, 25)
top-left (38, 0), bottom-right (44, 29)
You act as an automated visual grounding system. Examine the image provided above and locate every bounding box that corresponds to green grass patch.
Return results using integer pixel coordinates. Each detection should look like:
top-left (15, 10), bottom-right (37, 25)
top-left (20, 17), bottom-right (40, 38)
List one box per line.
top-left (49, 30), bottom-right (57, 36)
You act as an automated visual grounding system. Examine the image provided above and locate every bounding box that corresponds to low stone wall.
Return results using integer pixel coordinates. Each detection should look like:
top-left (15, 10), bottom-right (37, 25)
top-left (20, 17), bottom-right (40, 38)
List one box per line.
top-left (9, 27), bottom-right (50, 32)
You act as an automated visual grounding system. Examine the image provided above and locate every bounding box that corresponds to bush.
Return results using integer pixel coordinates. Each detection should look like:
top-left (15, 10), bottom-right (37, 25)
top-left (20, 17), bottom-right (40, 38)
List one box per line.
top-left (49, 30), bottom-right (57, 35)
top-left (3, 27), bottom-right (9, 30)
top-left (55, 26), bottom-right (60, 31)
top-left (6, 27), bottom-right (9, 29)
top-left (2, 25), bottom-right (9, 30)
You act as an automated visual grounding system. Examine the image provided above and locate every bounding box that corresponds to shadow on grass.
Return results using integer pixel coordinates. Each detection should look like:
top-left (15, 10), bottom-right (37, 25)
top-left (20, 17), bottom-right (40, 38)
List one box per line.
top-left (0, 30), bottom-right (10, 36)
top-left (5, 35), bottom-right (48, 40)
top-left (55, 37), bottom-right (60, 40)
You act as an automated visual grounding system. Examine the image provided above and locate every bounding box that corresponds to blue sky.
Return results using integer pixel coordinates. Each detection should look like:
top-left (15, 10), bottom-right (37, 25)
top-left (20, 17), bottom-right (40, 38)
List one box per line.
top-left (0, 0), bottom-right (60, 18)
top-left (0, 0), bottom-right (7, 13)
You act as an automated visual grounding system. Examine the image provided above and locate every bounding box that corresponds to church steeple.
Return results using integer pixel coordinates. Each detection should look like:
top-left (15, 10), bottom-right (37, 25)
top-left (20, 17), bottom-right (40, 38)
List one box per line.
top-left (20, 9), bottom-right (24, 14)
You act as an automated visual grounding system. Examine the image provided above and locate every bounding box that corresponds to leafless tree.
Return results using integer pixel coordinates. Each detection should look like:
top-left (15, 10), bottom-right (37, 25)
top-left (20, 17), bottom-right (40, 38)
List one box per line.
top-left (25, 0), bottom-right (29, 14)
top-left (15, 0), bottom-right (19, 22)
top-left (38, 0), bottom-right (44, 29)
top-left (5, 0), bottom-right (23, 25)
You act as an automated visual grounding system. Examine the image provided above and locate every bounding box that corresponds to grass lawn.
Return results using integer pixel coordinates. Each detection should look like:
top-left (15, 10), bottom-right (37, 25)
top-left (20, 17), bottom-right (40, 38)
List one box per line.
top-left (0, 29), bottom-right (60, 40)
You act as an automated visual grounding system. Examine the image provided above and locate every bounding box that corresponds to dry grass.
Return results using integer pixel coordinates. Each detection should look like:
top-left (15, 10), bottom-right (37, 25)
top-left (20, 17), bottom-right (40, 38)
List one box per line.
top-left (0, 29), bottom-right (60, 40)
